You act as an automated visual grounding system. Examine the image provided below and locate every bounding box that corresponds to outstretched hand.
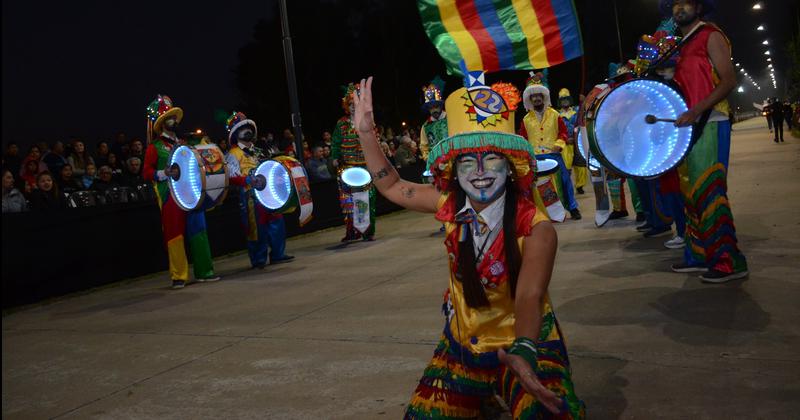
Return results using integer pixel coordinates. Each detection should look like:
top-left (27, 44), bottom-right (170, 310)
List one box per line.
top-left (352, 77), bottom-right (376, 134)
top-left (497, 348), bottom-right (562, 415)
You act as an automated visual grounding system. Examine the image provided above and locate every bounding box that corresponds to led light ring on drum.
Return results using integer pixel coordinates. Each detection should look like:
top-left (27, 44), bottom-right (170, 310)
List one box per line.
top-left (587, 78), bottom-right (692, 179)
top-left (534, 158), bottom-right (560, 177)
top-left (252, 160), bottom-right (294, 212)
top-left (168, 145), bottom-right (205, 211)
top-left (576, 127), bottom-right (601, 171)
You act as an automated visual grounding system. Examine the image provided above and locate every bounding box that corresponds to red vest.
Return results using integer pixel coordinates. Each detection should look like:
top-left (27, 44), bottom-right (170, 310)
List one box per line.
top-left (674, 23), bottom-right (730, 114)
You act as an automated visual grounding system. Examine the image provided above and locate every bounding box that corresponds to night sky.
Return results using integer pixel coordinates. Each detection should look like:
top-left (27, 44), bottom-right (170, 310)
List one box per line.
top-left (3, 0), bottom-right (798, 149)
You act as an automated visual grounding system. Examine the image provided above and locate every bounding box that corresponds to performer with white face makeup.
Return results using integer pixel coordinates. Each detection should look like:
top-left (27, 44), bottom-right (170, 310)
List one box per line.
top-left (350, 73), bottom-right (584, 419)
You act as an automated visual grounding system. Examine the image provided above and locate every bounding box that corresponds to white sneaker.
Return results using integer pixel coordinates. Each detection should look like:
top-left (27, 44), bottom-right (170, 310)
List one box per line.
top-left (664, 236), bottom-right (685, 249)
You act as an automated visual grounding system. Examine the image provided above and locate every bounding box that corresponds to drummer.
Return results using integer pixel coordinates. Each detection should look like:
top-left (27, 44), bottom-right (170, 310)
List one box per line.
top-left (224, 112), bottom-right (294, 269)
top-left (557, 88), bottom-right (587, 196)
top-left (143, 95), bottom-right (220, 289)
top-left (519, 73), bottom-right (582, 220)
top-left (418, 77), bottom-right (448, 163)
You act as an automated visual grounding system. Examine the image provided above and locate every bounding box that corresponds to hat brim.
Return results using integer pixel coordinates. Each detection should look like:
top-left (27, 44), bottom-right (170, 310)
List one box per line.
top-left (153, 107), bottom-right (183, 134)
top-left (421, 100), bottom-right (444, 111)
top-left (659, 0), bottom-right (714, 16)
top-left (228, 119), bottom-right (258, 143)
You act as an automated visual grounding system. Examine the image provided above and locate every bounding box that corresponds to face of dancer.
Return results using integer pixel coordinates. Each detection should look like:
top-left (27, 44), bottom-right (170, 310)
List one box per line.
top-left (456, 152), bottom-right (508, 204)
top-left (559, 98), bottom-right (570, 109)
top-left (531, 93), bottom-right (545, 111)
top-left (672, 0), bottom-right (701, 26)
top-left (164, 117), bottom-right (179, 134)
top-left (237, 127), bottom-right (255, 146)
top-left (429, 104), bottom-right (443, 120)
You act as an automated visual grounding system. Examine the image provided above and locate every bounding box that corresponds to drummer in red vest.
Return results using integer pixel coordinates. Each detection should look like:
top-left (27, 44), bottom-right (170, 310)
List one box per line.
top-left (142, 95), bottom-right (220, 289)
top-left (224, 112), bottom-right (294, 269)
top-left (663, 0), bottom-right (748, 282)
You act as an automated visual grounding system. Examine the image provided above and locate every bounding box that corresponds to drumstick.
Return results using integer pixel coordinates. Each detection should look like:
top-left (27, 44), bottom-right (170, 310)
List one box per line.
top-left (645, 114), bottom-right (676, 124)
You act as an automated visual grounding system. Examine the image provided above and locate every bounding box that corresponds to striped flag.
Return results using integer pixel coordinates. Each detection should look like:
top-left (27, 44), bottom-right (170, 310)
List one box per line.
top-left (418, 0), bottom-right (583, 75)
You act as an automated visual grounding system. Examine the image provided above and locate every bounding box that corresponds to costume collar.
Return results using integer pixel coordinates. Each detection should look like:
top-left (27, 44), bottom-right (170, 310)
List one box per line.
top-left (429, 111), bottom-right (447, 123)
top-left (456, 192), bottom-right (505, 233)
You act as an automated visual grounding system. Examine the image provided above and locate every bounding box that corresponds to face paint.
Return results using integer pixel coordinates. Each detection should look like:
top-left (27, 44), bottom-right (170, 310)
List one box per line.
top-left (237, 128), bottom-right (255, 142)
top-left (456, 152), bottom-right (509, 204)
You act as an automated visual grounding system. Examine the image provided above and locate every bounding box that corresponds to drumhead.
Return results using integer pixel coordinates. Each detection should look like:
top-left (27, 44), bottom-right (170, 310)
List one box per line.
top-left (576, 127), bottom-right (601, 170)
top-left (535, 158), bottom-right (559, 176)
top-left (253, 160), bottom-right (293, 210)
top-left (168, 145), bottom-right (205, 211)
top-left (341, 167), bottom-right (371, 188)
top-left (589, 78), bottom-right (693, 178)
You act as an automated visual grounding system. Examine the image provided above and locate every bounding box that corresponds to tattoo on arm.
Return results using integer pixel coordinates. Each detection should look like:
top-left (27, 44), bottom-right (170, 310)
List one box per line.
top-left (401, 186), bottom-right (416, 199)
top-left (373, 167), bottom-right (389, 180)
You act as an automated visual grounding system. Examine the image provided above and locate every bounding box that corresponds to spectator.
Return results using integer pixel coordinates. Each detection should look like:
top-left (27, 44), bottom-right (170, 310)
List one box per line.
top-left (263, 133), bottom-right (281, 157)
top-left (28, 171), bottom-right (65, 211)
top-left (322, 131), bottom-right (333, 147)
top-left (302, 140), bottom-right (312, 161)
top-left (20, 158), bottom-right (41, 190)
top-left (394, 137), bottom-right (418, 168)
top-left (4, 142), bottom-right (22, 176)
top-left (306, 145), bottom-right (333, 182)
top-left (68, 140), bottom-right (95, 178)
top-left (783, 100), bottom-right (794, 130)
top-left (94, 141), bottom-right (110, 168)
top-left (128, 138), bottom-right (145, 161)
top-left (42, 141), bottom-right (68, 175)
top-left (110, 132), bottom-right (128, 159)
top-left (20, 145), bottom-right (48, 176)
top-left (121, 157), bottom-right (144, 187)
top-left (107, 152), bottom-right (124, 182)
top-left (57, 164), bottom-right (83, 195)
top-left (2, 169), bottom-right (27, 213)
top-left (80, 163), bottom-right (97, 189)
top-left (90, 165), bottom-right (120, 193)
top-left (379, 141), bottom-right (395, 167)
top-left (322, 144), bottom-right (332, 159)
top-left (280, 128), bottom-right (295, 153)
top-left (385, 127), bottom-right (395, 143)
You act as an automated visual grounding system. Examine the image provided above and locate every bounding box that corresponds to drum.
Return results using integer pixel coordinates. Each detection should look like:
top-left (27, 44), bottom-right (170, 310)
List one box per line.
top-left (535, 158), bottom-right (560, 177)
top-left (167, 144), bottom-right (229, 211)
top-left (68, 191), bottom-right (98, 208)
top-left (421, 169), bottom-right (435, 184)
top-left (340, 167), bottom-right (373, 234)
top-left (586, 78), bottom-right (693, 178)
top-left (576, 126), bottom-right (601, 170)
top-left (252, 156), bottom-right (313, 225)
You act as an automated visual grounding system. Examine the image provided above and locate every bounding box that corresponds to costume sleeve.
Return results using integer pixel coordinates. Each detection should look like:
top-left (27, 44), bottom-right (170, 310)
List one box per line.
top-left (225, 152), bottom-right (248, 187)
top-left (518, 121), bottom-right (528, 139)
top-left (419, 126), bottom-right (429, 161)
top-left (331, 121), bottom-right (342, 160)
top-left (555, 116), bottom-right (568, 148)
top-left (142, 144), bottom-right (158, 182)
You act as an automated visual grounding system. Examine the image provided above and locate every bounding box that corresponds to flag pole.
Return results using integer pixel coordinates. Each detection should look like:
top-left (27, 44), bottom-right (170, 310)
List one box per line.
top-left (279, 0), bottom-right (305, 160)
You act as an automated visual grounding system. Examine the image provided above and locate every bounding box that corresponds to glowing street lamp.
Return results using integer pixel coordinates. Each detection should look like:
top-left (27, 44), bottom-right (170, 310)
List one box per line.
top-left (764, 50), bottom-right (770, 55)
top-left (757, 25), bottom-right (765, 30)
top-left (752, 3), bottom-right (762, 10)
top-left (762, 40), bottom-right (769, 45)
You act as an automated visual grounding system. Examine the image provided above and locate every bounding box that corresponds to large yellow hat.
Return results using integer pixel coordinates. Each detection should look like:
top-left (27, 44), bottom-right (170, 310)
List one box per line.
top-left (427, 71), bottom-right (536, 196)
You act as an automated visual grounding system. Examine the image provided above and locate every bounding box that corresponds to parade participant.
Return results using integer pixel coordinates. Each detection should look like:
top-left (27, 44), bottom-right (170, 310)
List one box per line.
top-left (142, 95), bottom-right (219, 289)
top-left (331, 83), bottom-right (376, 242)
top-left (351, 75), bottom-right (584, 418)
top-left (520, 73), bottom-right (581, 220)
top-left (557, 88), bottom-right (587, 195)
top-left (224, 112), bottom-right (294, 268)
top-left (663, 0), bottom-right (748, 282)
top-left (418, 77), bottom-right (448, 163)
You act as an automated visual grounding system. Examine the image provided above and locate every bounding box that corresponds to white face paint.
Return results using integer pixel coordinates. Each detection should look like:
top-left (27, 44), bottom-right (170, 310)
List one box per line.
top-left (456, 152), bottom-right (509, 204)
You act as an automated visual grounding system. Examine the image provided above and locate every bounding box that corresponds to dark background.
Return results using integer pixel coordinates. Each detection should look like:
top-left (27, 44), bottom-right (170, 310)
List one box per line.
top-left (3, 0), bottom-right (798, 149)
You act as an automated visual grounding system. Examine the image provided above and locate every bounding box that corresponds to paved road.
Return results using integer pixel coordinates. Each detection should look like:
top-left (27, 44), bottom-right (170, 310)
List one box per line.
top-left (3, 118), bottom-right (799, 419)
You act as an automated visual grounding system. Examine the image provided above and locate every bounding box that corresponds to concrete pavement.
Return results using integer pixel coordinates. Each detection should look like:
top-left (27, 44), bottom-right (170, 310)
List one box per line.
top-left (3, 118), bottom-right (799, 419)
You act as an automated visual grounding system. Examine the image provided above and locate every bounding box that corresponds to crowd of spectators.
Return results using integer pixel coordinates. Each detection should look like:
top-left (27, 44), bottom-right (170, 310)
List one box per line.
top-left (2, 122), bottom-right (426, 213)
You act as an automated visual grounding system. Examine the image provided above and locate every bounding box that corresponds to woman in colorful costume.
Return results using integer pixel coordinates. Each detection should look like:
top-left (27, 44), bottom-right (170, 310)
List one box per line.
top-left (224, 112), bottom-right (294, 269)
top-left (331, 83), bottom-right (376, 242)
top-left (419, 77), bottom-right (448, 163)
top-left (142, 95), bottom-right (219, 289)
top-left (519, 73), bottom-right (581, 221)
top-left (351, 75), bottom-right (584, 419)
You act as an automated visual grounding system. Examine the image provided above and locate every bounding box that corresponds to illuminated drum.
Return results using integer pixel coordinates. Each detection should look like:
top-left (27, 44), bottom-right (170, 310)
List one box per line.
top-left (167, 144), bottom-right (229, 211)
top-left (535, 158), bottom-right (559, 177)
top-left (340, 167), bottom-right (373, 234)
top-left (576, 127), bottom-right (601, 171)
top-left (252, 156), bottom-right (313, 225)
top-left (586, 78), bottom-right (693, 178)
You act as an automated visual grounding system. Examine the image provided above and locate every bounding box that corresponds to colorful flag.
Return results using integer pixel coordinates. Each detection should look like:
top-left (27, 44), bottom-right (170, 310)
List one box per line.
top-left (418, 0), bottom-right (583, 75)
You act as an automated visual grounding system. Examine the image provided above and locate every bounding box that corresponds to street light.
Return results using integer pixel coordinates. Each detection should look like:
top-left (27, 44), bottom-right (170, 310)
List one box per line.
top-left (764, 50), bottom-right (770, 55)
top-left (757, 25), bottom-right (765, 30)
top-left (752, 2), bottom-right (762, 10)
top-left (762, 40), bottom-right (769, 45)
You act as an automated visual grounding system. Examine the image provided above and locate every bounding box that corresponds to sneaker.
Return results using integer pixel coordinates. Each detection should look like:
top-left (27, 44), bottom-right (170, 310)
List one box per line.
top-left (196, 276), bottom-right (220, 282)
top-left (609, 210), bottom-right (629, 220)
top-left (670, 263), bottom-right (708, 273)
top-left (171, 280), bottom-right (186, 289)
top-left (363, 235), bottom-right (376, 242)
top-left (644, 226), bottom-right (671, 238)
top-left (635, 212), bottom-right (647, 223)
top-left (663, 235), bottom-right (685, 249)
top-left (636, 222), bottom-right (653, 232)
top-left (569, 208), bottom-right (582, 220)
top-left (576, 186), bottom-right (585, 195)
top-left (252, 264), bottom-right (267, 270)
top-left (270, 255), bottom-right (295, 265)
top-left (700, 269), bottom-right (749, 283)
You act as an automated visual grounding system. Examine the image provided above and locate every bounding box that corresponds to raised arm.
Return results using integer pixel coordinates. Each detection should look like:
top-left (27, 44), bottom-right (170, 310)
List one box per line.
top-left (352, 77), bottom-right (440, 213)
